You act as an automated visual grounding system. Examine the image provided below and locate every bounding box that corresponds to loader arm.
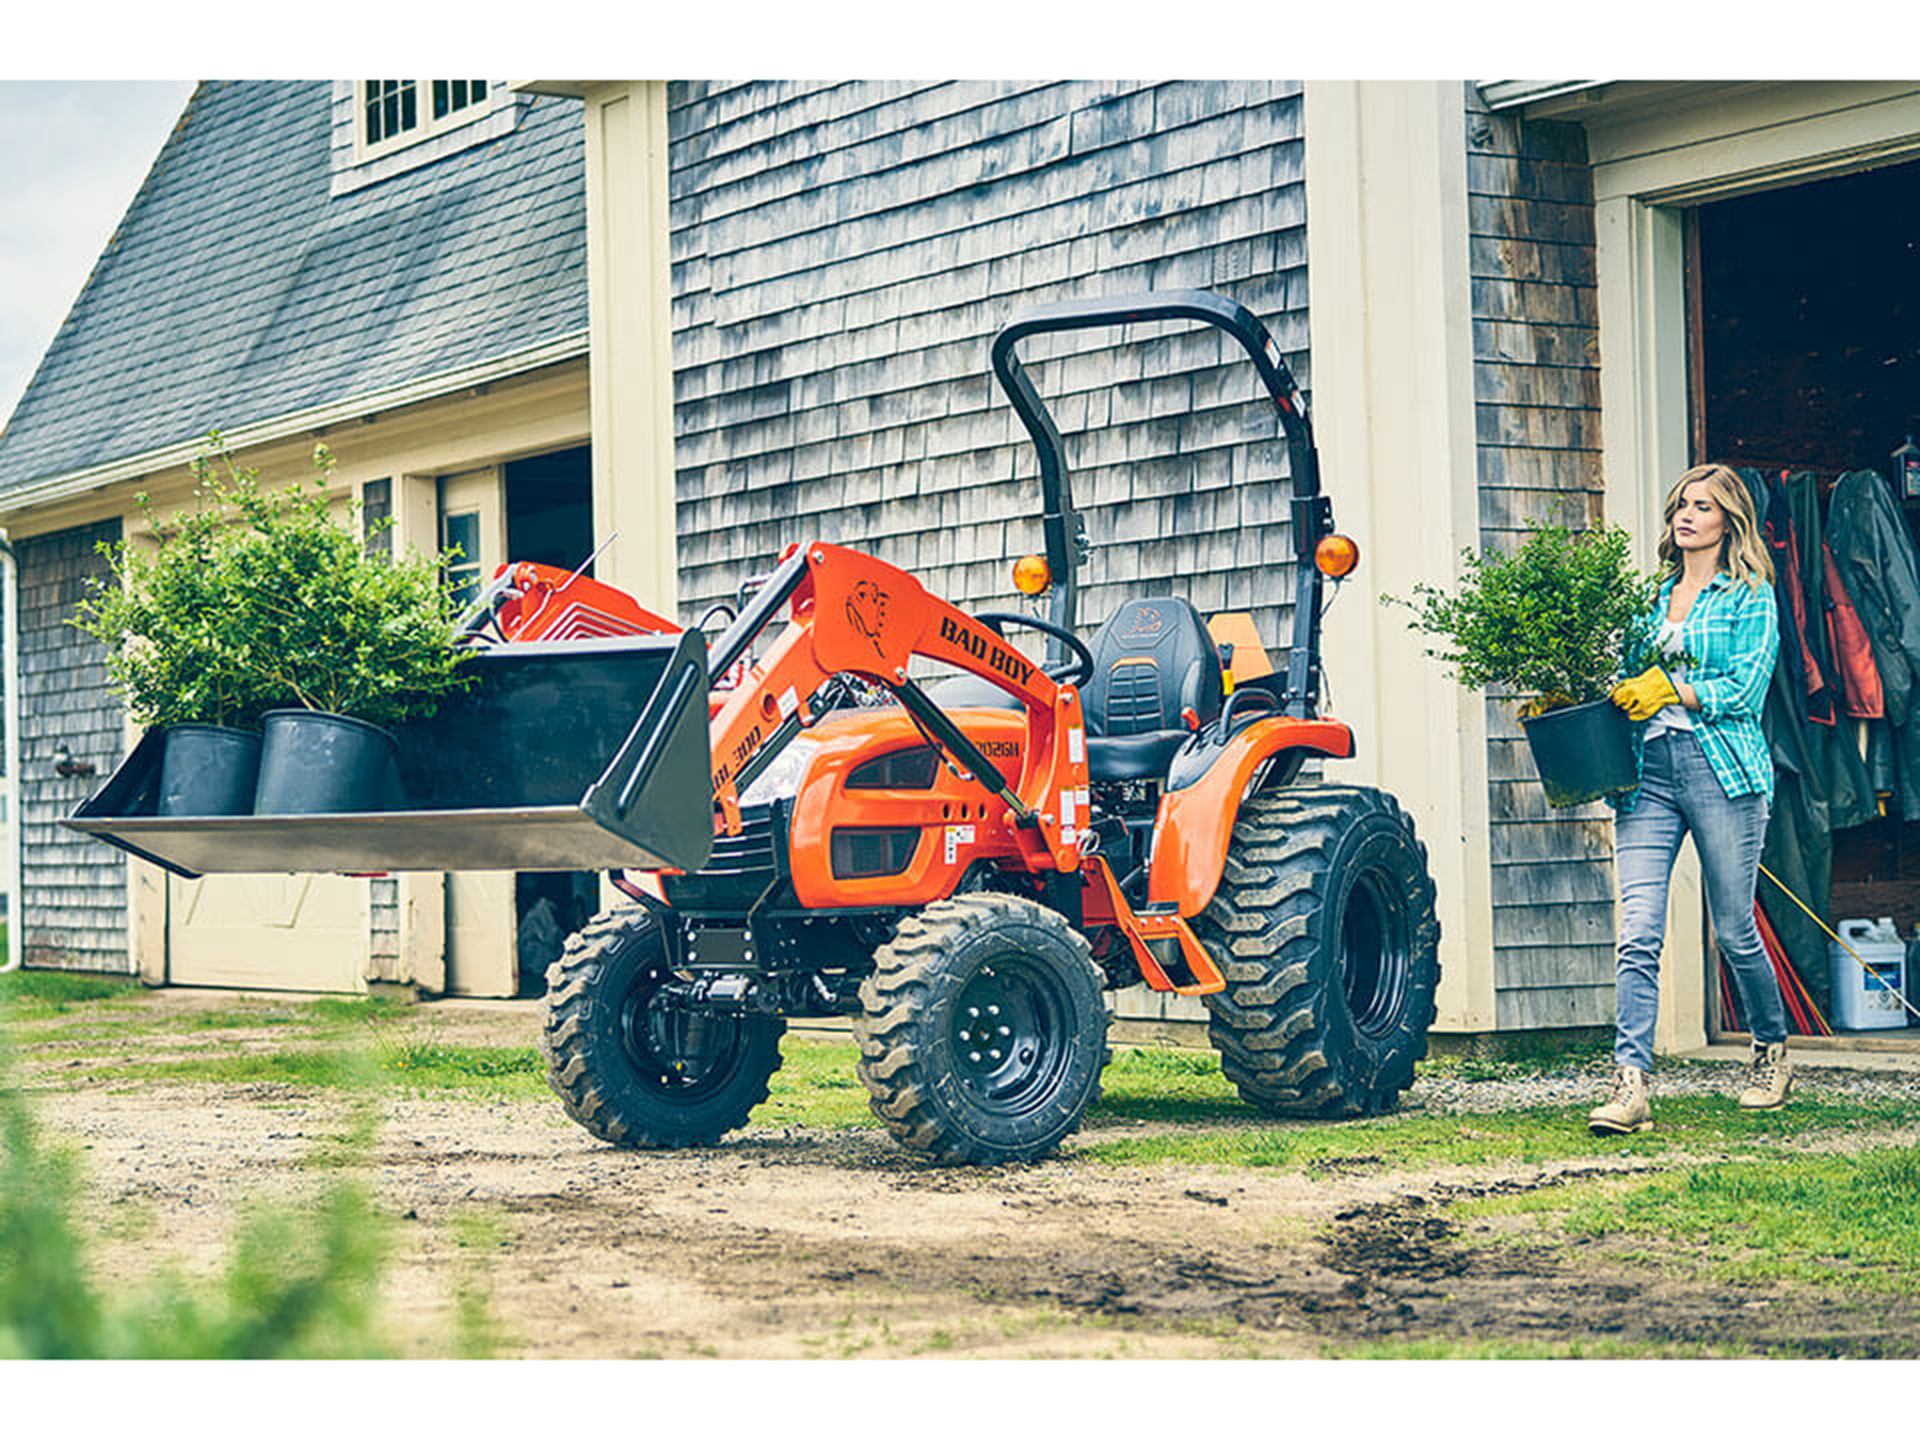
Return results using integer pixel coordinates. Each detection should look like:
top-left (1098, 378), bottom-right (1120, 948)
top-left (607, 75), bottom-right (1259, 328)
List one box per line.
top-left (706, 543), bottom-right (1089, 873)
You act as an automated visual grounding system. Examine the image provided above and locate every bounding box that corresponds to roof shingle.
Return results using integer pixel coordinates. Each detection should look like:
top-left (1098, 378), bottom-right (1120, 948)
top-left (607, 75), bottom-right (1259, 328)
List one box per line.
top-left (0, 81), bottom-right (587, 494)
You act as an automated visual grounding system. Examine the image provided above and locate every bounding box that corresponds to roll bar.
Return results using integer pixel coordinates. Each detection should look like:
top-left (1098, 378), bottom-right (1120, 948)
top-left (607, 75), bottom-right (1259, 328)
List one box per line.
top-left (988, 288), bottom-right (1332, 717)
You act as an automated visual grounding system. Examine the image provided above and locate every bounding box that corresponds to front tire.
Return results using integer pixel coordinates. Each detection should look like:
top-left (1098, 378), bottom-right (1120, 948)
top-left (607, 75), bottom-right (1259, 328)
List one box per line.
top-left (1196, 785), bottom-right (1441, 1117)
top-left (541, 907), bottom-right (785, 1148)
top-left (854, 893), bottom-right (1108, 1164)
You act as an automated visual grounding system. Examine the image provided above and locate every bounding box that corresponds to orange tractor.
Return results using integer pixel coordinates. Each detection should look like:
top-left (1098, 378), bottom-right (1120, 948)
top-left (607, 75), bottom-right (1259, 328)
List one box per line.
top-left (73, 289), bottom-right (1440, 1165)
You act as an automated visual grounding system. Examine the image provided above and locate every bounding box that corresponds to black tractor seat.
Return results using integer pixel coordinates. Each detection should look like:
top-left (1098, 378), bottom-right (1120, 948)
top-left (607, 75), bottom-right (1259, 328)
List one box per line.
top-left (1086, 729), bottom-right (1191, 782)
top-left (1082, 597), bottom-right (1223, 783)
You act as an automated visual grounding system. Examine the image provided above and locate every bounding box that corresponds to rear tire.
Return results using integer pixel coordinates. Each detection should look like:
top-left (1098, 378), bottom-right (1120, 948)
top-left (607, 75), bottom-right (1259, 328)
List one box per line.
top-left (541, 907), bottom-right (785, 1148)
top-left (855, 893), bottom-right (1108, 1164)
top-left (1196, 785), bottom-right (1441, 1117)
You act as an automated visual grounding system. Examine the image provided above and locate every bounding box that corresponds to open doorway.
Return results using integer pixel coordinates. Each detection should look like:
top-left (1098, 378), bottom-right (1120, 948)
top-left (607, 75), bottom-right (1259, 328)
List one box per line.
top-left (504, 443), bottom-right (603, 995)
top-left (1690, 155), bottom-right (1920, 1045)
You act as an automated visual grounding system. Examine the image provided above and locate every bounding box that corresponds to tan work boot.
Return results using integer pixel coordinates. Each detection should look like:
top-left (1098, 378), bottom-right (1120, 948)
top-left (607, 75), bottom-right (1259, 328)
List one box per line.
top-left (1738, 1041), bottom-right (1791, 1110)
top-left (1588, 1065), bottom-right (1653, 1135)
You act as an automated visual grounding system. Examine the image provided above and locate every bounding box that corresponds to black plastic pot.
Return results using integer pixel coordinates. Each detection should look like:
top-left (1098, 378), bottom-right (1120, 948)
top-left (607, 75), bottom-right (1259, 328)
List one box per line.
top-left (1518, 698), bottom-right (1639, 808)
top-left (253, 710), bottom-right (399, 815)
top-left (156, 724), bottom-right (262, 817)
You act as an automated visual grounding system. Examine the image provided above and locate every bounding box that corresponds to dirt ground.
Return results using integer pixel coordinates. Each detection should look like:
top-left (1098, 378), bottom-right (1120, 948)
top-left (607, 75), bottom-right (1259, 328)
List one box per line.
top-left (23, 994), bottom-right (1920, 1359)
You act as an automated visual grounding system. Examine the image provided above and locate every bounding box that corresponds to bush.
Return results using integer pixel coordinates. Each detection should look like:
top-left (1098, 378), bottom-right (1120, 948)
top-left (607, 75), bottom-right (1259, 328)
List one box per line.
top-left (75, 432), bottom-right (474, 730)
top-left (73, 471), bottom-right (264, 729)
top-left (1390, 521), bottom-right (1660, 712)
top-left (0, 1037), bottom-right (391, 1358)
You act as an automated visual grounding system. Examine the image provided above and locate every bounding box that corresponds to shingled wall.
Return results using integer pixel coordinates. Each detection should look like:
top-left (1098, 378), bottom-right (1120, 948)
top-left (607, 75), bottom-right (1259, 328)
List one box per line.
top-left (665, 81), bottom-right (1309, 1025)
top-left (666, 81), bottom-right (1308, 639)
top-left (1464, 87), bottom-right (1614, 1030)
top-left (16, 522), bottom-right (130, 972)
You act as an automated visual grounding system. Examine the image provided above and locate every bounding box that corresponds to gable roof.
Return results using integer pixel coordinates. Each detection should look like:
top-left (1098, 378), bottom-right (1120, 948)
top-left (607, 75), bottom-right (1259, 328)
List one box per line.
top-left (0, 81), bottom-right (587, 499)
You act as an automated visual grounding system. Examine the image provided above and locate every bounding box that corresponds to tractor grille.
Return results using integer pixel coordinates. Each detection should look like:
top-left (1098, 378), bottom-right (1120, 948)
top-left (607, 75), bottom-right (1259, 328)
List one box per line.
top-left (705, 803), bottom-right (779, 875)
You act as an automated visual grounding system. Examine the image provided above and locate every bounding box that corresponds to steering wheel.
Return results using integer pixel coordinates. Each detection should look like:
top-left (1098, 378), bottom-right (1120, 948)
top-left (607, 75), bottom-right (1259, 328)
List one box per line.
top-left (974, 611), bottom-right (1095, 688)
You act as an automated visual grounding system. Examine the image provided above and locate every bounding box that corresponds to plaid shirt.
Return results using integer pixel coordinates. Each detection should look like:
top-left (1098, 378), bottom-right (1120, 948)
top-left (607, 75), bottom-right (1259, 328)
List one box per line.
top-left (1616, 571), bottom-right (1779, 808)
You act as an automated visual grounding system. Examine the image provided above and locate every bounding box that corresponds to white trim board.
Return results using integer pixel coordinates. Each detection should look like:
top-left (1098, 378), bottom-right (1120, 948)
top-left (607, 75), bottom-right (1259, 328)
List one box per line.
top-left (0, 331), bottom-right (590, 519)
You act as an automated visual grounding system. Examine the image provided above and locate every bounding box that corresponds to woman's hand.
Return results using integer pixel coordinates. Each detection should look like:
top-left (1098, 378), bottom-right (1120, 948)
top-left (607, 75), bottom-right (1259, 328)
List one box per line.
top-left (1610, 666), bottom-right (1682, 721)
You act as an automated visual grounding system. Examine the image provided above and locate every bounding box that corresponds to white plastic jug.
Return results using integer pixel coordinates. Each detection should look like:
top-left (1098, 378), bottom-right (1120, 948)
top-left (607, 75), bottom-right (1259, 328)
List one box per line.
top-left (1831, 919), bottom-right (1908, 1031)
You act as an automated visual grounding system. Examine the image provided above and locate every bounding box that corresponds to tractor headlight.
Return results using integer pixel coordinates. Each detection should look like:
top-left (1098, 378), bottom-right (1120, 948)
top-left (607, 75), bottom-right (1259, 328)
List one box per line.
top-left (739, 738), bottom-right (821, 807)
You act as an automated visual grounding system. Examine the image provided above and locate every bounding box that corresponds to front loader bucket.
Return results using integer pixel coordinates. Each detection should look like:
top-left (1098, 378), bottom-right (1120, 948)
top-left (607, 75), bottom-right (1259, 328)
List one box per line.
top-left (66, 631), bottom-right (715, 879)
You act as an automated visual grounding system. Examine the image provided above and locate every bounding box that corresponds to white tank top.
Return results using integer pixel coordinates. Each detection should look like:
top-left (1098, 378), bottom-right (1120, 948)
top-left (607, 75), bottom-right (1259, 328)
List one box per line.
top-left (1643, 616), bottom-right (1694, 739)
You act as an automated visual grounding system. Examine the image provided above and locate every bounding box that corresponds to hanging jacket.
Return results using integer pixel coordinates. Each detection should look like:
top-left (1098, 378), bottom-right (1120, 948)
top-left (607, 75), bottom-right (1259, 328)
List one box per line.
top-left (1740, 468), bottom-right (1825, 728)
top-left (1827, 469), bottom-right (1920, 724)
top-left (1787, 472), bottom-right (1879, 828)
top-left (1827, 469), bottom-right (1920, 820)
top-left (1821, 544), bottom-right (1885, 718)
top-left (1783, 471), bottom-right (1842, 726)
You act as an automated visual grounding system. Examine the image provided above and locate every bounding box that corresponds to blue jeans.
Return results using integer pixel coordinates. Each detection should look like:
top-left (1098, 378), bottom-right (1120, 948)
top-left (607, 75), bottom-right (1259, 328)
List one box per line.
top-left (1613, 729), bottom-right (1787, 1070)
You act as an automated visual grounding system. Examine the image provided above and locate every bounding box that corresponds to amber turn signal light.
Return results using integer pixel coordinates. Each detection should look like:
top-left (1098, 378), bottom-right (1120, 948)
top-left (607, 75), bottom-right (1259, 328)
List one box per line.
top-left (1012, 553), bottom-right (1052, 595)
top-left (1315, 534), bottom-right (1360, 579)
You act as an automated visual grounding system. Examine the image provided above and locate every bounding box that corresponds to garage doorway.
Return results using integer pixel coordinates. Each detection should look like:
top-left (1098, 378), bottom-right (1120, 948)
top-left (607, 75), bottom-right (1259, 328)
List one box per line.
top-left (438, 447), bottom-right (604, 994)
top-left (1689, 154), bottom-right (1920, 1045)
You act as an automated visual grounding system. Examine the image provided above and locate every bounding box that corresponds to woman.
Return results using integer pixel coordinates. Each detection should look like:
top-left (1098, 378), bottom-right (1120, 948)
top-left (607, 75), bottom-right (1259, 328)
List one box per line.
top-left (1590, 463), bottom-right (1790, 1135)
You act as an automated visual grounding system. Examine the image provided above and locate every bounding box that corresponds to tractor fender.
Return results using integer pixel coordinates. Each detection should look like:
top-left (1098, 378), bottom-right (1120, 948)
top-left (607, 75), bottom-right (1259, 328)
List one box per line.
top-left (1146, 716), bottom-right (1354, 918)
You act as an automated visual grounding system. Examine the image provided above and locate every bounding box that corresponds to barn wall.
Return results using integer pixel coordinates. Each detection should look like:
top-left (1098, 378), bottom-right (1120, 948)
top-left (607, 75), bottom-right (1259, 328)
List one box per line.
top-left (15, 521), bottom-right (130, 972)
top-left (1464, 89), bottom-right (1615, 1029)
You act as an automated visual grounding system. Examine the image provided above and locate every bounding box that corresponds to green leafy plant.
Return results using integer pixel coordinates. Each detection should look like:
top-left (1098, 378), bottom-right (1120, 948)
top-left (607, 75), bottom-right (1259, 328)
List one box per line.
top-left (75, 432), bottom-right (474, 730)
top-left (0, 1035), bottom-right (393, 1358)
top-left (73, 470), bottom-right (269, 729)
top-left (1389, 521), bottom-right (1660, 713)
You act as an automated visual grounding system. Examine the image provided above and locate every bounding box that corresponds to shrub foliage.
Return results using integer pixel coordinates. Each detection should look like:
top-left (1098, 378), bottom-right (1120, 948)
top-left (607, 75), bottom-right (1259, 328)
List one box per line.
top-left (1392, 521), bottom-right (1659, 710)
top-left (75, 433), bottom-right (473, 729)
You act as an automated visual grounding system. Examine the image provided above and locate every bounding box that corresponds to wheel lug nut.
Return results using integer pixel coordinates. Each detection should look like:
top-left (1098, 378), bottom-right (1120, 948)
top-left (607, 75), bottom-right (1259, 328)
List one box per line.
top-left (997, 1025), bottom-right (1010, 1036)
top-left (969, 1051), bottom-right (983, 1063)
top-left (990, 1049), bottom-right (1002, 1060)
top-left (988, 1004), bottom-right (1000, 1016)
top-left (968, 1007), bottom-right (980, 1018)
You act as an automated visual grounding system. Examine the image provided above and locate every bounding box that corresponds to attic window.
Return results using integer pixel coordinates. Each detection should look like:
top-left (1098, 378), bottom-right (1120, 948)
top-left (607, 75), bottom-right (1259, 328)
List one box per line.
top-left (356, 80), bottom-right (495, 159)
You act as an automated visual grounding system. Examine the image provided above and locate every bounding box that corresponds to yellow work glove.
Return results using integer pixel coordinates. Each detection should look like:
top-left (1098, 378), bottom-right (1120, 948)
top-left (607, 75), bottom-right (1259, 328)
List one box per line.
top-left (1610, 666), bottom-right (1681, 722)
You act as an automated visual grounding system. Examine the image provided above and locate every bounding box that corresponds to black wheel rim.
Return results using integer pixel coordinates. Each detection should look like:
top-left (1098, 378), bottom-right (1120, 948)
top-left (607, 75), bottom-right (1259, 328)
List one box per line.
top-left (618, 966), bottom-right (752, 1099)
top-left (950, 955), bottom-right (1072, 1117)
top-left (1340, 857), bottom-right (1412, 1040)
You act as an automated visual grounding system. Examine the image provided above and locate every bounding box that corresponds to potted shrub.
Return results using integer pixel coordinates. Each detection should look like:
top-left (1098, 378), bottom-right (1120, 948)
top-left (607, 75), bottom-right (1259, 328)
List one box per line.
top-left (74, 475), bottom-right (274, 816)
top-left (210, 442), bottom-right (475, 814)
top-left (1392, 520), bottom-right (1661, 807)
top-left (77, 434), bottom-right (475, 816)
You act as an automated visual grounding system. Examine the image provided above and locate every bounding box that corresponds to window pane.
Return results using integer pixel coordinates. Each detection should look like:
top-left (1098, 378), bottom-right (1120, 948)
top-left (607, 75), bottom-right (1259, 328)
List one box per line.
top-left (362, 479), bottom-right (393, 560)
top-left (400, 82), bottom-right (416, 131)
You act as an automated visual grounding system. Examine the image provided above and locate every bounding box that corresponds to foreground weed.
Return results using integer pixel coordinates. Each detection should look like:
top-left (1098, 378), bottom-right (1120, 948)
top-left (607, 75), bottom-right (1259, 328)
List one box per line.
top-left (447, 1210), bottom-right (510, 1359)
top-left (0, 1037), bottom-right (393, 1357)
top-left (1555, 1143), bottom-right (1920, 1294)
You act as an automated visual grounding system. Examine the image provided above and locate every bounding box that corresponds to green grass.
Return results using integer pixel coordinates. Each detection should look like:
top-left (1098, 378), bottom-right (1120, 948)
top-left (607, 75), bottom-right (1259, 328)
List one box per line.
top-left (1330, 1335), bottom-right (1759, 1359)
top-left (0, 969), bottom-right (142, 1015)
top-left (1078, 1092), bottom-right (1920, 1171)
top-left (752, 1039), bottom-right (880, 1129)
top-left (1540, 1143), bottom-right (1920, 1294)
top-left (76, 1040), bottom-right (554, 1100)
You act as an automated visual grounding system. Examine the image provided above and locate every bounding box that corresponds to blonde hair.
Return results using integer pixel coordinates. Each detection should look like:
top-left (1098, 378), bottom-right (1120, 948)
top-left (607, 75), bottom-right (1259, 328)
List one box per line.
top-left (1659, 463), bottom-right (1774, 589)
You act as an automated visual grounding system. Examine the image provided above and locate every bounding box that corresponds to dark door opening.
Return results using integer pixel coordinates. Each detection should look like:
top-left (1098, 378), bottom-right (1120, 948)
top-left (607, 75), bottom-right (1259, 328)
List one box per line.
top-left (1691, 155), bottom-right (1920, 1042)
top-left (504, 442), bottom-right (602, 995)
top-left (505, 444), bottom-right (596, 573)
